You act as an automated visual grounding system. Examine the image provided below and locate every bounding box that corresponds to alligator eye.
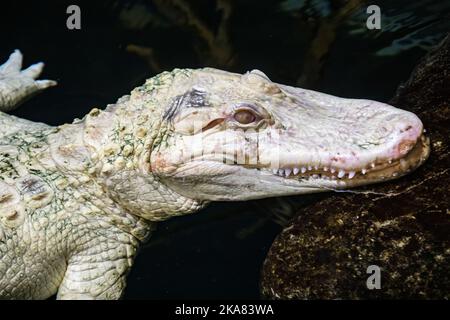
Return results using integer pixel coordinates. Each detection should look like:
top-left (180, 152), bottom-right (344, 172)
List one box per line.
top-left (234, 109), bottom-right (257, 124)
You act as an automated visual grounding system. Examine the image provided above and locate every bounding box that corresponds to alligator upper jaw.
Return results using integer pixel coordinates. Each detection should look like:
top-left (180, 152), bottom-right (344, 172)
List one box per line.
top-left (253, 132), bottom-right (430, 187)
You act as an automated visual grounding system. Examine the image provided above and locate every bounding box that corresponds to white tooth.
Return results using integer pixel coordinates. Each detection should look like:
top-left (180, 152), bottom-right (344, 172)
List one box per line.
top-left (361, 169), bottom-right (367, 175)
top-left (285, 169), bottom-right (292, 177)
top-left (348, 171), bottom-right (356, 179)
top-left (293, 167), bottom-right (300, 175)
top-left (330, 168), bottom-right (335, 173)
top-left (338, 170), bottom-right (345, 178)
top-left (388, 159), bottom-right (392, 164)
top-left (301, 167), bottom-right (307, 173)
top-left (371, 163), bottom-right (375, 168)
top-left (272, 169), bottom-right (278, 175)
top-left (308, 166), bottom-right (312, 171)
top-left (400, 159), bottom-right (407, 168)
top-left (278, 169), bottom-right (285, 176)
top-left (323, 167), bottom-right (328, 171)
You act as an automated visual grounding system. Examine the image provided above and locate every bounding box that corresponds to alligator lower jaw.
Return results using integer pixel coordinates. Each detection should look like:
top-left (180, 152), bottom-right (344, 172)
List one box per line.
top-left (257, 133), bottom-right (430, 184)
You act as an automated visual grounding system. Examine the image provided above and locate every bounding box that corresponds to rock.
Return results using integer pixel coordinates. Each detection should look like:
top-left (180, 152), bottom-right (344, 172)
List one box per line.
top-left (260, 35), bottom-right (450, 299)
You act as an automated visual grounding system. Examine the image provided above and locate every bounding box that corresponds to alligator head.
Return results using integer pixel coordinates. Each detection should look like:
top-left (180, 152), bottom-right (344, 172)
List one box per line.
top-left (149, 68), bottom-right (430, 201)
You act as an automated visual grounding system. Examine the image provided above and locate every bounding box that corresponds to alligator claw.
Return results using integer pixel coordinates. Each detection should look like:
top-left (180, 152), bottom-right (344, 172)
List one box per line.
top-left (0, 50), bottom-right (57, 112)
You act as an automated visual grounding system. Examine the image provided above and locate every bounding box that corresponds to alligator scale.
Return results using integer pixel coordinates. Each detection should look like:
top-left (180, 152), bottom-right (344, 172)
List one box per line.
top-left (0, 51), bottom-right (430, 299)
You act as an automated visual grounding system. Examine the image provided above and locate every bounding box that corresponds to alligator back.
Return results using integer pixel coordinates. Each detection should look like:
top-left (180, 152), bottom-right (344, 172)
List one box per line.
top-left (0, 112), bottom-right (50, 138)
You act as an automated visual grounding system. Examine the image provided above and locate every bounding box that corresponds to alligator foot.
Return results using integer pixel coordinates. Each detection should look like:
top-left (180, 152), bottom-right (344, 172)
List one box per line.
top-left (0, 50), bottom-right (57, 112)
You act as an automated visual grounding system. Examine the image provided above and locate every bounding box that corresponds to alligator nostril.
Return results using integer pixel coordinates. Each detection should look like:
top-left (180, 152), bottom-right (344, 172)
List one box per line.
top-left (400, 125), bottom-right (413, 133)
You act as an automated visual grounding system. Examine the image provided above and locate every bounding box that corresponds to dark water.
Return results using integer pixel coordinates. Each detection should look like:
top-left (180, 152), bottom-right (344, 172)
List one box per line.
top-left (1, 0), bottom-right (448, 299)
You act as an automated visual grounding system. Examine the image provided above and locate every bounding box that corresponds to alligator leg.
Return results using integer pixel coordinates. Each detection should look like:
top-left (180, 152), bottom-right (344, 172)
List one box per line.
top-left (0, 50), bottom-right (56, 136)
top-left (56, 236), bottom-right (138, 300)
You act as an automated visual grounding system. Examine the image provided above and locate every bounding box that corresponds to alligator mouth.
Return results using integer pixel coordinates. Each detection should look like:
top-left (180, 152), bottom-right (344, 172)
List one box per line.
top-left (257, 133), bottom-right (430, 186)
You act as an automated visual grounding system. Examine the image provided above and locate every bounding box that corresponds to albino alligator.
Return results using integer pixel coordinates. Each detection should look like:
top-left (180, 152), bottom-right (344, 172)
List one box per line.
top-left (0, 50), bottom-right (430, 299)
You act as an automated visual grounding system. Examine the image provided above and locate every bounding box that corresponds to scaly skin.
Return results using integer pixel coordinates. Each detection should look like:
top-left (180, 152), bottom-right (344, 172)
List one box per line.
top-left (0, 51), bottom-right (430, 299)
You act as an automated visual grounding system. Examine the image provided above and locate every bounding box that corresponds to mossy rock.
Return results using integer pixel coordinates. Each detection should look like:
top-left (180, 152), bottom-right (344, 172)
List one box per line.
top-left (260, 35), bottom-right (450, 299)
